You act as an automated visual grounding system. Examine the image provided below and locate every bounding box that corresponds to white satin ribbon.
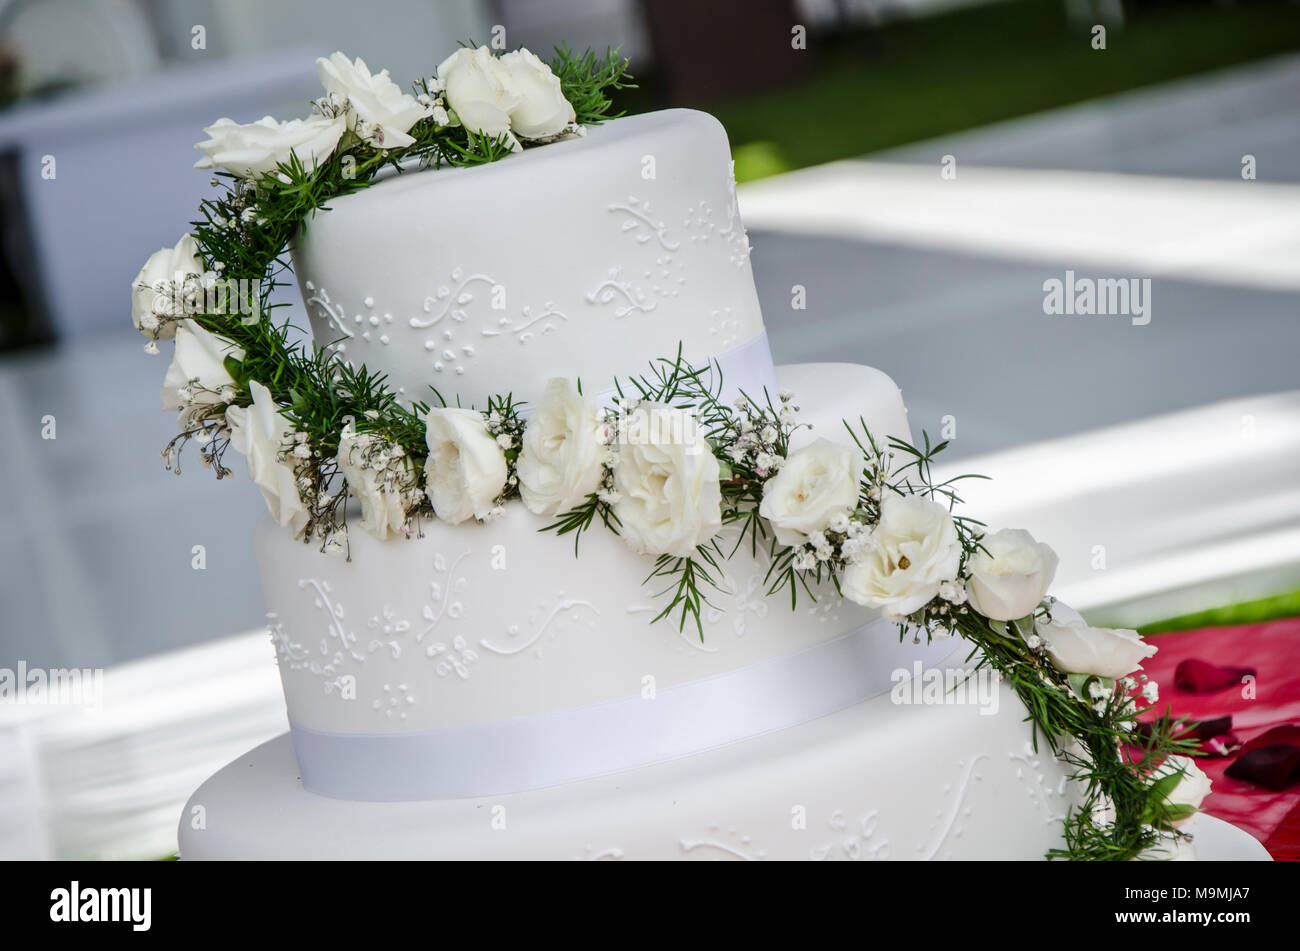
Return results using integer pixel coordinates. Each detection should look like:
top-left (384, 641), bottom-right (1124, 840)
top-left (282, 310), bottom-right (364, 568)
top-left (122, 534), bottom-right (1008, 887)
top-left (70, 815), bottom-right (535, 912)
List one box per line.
top-left (515, 331), bottom-right (780, 419)
top-left (290, 619), bottom-right (962, 801)
top-left (590, 329), bottom-right (780, 409)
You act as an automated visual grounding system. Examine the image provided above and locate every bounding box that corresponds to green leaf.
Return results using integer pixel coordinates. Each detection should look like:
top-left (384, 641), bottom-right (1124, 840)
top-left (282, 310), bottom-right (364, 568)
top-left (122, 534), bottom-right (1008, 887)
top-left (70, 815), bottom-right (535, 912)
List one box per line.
top-left (1147, 770), bottom-right (1184, 803)
top-left (1066, 673), bottom-right (1113, 700)
top-left (1011, 613), bottom-right (1037, 640)
top-left (223, 354), bottom-right (247, 385)
top-left (1162, 803), bottom-right (1197, 824)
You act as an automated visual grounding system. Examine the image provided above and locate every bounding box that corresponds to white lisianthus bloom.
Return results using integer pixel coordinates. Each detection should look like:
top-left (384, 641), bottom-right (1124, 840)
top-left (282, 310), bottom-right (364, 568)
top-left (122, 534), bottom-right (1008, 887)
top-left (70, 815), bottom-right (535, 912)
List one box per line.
top-left (517, 378), bottom-right (605, 515)
top-left (498, 48), bottom-right (575, 139)
top-left (1153, 755), bottom-right (1212, 828)
top-left (226, 381), bottom-right (309, 536)
top-left (436, 46), bottom-right (522, 144)
top-left (757, 438), bottom-right (862, 548)
top-left (1035, 602), bottom-right (1157, 679)
top-left (613, 403), bottom-right (722, 558)
top-left (160, 320), bottom-right (244, 426)
top-left (966, 527), bottom-right (1059, 621)
top-left (841, 494), bottom-right (961, 616)
top-left (316, 52), bottom-right (429, 149)
top-left (194, 114), bottom-right (346, 179)
top-left (424, 407), bottom-right (509, 524)
top-left (335, 425), bottom-right (417, 540)
top-left (131, 233), bottom-right (204, 343)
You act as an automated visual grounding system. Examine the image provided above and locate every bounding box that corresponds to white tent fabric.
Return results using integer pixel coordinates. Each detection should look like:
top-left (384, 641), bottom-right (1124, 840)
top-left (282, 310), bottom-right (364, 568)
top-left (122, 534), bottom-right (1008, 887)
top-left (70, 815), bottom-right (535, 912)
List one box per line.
top-left (1, 632), bottom-right (283, 859)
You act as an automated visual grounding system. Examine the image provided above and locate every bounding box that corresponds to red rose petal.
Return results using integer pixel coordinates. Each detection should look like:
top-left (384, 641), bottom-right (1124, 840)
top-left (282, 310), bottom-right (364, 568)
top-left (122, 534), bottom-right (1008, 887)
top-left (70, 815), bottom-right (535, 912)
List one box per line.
top-left (1224, 745), bottom-right (1300, 792)
top-left (1242, 724), bottom-right (1300, 755)
top-left (1174, 658), bottom-right (1257, 693)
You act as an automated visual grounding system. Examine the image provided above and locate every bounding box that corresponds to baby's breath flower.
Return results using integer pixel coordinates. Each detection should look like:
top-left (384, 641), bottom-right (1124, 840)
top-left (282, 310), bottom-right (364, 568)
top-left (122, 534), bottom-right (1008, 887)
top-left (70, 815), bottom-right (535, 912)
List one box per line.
top-left (938, 579), bottom-right (967, 606)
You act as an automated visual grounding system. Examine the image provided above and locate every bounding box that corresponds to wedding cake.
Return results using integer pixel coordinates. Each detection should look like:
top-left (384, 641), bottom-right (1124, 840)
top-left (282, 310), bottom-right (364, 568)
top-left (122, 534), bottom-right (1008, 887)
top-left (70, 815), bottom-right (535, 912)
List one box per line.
top-left (135, 47), bottom-right (1206, 860)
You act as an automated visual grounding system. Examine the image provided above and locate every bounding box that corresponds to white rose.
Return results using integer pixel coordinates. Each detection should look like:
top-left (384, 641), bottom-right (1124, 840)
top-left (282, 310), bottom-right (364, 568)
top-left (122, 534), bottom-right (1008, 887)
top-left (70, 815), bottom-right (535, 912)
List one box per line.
top-left (194, 114), bottom-right (346, 179)
top-left (842, 494), bottom-right (961, 616)
top-left (499, 48), bottom-right (575, 140)
top-left (1035, 602), bottom-right (1157, 679)
top-left (436, 46), bottom-right (522, 143)
top-left (132, 234), bottom-right (204, 342)
top-left (517, 378), bottom-right (605, 516)
top-left (613, 403), bottom-right (722, 558)
top-left (226, 381), bottom-right (309, 536)
top-left (424, 407), bottom-right (509, 525)
top-left (757, 438), bottom-right (862, 547)
top-left (967, 528), bottom-right (1059, 621)
top-left (316, 52), bottom-right (428, 149)
top-left (160, 320), bottom-right (244, 426)
top-left (1154, 755), bottom-right (1212, 828)
top-left (336, 425), bottom-right (417, 540)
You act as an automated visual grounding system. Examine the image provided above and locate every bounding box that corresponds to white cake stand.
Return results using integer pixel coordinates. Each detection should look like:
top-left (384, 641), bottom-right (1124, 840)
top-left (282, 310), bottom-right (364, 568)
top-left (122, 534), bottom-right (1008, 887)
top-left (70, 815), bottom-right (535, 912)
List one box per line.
top-left (1181, 813), bottom-right (1272, 861)
top-left (178, 732), bottom-right (1272, 861)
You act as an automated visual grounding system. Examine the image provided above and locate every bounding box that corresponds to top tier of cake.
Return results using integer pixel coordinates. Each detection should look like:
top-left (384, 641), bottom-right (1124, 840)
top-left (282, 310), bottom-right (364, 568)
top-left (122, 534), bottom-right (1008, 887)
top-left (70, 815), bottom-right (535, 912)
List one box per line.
top-left (292, 109), bottom-right (773, 408)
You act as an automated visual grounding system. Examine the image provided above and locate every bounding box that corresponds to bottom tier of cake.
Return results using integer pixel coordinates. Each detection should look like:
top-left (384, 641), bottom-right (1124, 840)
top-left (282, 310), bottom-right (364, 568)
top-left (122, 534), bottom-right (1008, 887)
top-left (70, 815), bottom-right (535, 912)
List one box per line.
top-left (180, 648), bottom-right (1093, 860)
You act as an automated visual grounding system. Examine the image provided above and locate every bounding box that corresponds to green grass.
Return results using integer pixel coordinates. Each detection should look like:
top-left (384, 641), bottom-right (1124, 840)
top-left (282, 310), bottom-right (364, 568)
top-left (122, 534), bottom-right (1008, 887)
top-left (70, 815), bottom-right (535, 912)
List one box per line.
top-left (1140, 589), bottom-right (1300, 636)
top-left (703, 0), bottom-right (1300, 181)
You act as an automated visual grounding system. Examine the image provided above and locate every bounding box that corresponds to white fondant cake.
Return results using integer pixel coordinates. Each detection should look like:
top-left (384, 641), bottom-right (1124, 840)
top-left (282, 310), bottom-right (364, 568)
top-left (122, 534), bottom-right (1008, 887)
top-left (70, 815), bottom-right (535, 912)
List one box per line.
top-left (188, 107), bottom-right (1086, 859)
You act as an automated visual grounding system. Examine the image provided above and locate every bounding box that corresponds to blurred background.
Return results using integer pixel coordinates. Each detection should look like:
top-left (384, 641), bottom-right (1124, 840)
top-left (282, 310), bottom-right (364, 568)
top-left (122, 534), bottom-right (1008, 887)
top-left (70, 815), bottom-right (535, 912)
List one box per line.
top-left (0, 0), bottom-right (1297, 858)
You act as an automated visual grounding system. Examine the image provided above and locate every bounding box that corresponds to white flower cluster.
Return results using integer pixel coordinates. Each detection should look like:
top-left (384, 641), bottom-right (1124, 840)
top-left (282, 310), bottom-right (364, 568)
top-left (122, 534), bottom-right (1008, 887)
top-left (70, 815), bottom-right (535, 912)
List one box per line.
top-left (190, 47), bottom-right (576, 180)
top-left (318, 379), bottom-right (724, 562)
top-left (517, 379), bottom-right (609, 515)
top-left (759, 436), bottom-right (860, 549)
top-left (193, 52), bottom-right (431, 179)
top-left (202, 181), bottom-right (265, 242)
top-left (840, 494), bottom-right (963, 619)
top-left (226, 381), bottom-right (312, 537)
top-left (315, 52), bottom-right (430, 150)
top-left (336, 421), bottom-right (424, 541)
top-left (612, 401), bottom-right (722, 558)
top-left (753, 432), bottom-right (1151, 688)
top-left (131, 234), bottom-right (218, 352)
top-left (424, 407), bottom-right (509, 525)
top-left (194, 114), bottom-right (347, 180)
top-left (790, 516), bottom-right (877, 574)
top-left (726, 389), bottom-right (797, 477)
top-left (1028, 600), bottom-right (1158, 681)
top-left (436, 46), bottom-right (577, 150)
top-left (159, 319), bottom-right (243, 429)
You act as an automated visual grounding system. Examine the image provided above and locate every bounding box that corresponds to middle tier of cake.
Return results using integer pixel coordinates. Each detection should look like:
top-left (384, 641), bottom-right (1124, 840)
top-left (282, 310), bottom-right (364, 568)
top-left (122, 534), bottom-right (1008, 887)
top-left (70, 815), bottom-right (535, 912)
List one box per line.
top-left (255, 362), bottom-right (914, 798)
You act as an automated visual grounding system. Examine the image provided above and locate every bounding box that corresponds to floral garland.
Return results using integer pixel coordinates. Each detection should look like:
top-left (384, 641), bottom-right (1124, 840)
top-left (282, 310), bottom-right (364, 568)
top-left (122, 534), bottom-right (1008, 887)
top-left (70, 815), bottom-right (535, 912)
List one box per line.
top-left (131, 45), bottom-right (1207, 860)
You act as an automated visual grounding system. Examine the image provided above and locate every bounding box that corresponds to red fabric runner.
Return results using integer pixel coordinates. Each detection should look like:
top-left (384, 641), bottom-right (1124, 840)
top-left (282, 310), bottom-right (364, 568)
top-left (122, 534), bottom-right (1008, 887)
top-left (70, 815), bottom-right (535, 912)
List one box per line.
top-left (1140, 615), bottom-right (1300, 860)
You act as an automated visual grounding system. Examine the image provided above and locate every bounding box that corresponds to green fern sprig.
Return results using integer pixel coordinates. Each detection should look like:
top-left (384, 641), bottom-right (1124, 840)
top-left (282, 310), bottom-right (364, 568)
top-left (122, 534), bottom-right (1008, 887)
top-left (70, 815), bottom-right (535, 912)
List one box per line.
top-left (551, 45), bottom-right (635, 125)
